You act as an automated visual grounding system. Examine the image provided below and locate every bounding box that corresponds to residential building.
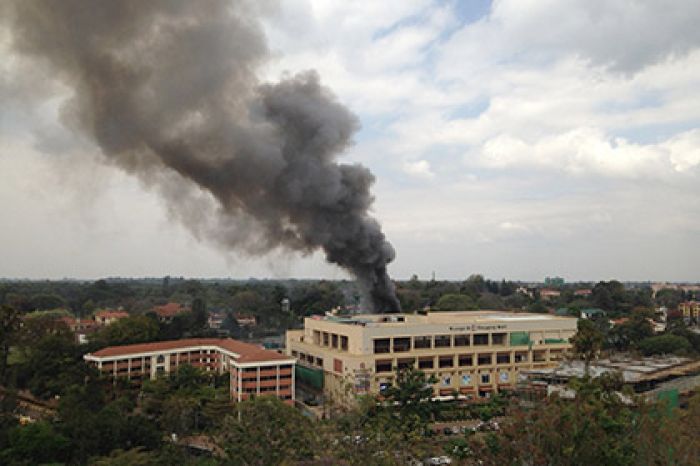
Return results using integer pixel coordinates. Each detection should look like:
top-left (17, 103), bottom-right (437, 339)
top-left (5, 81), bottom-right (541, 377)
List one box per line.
top-left (539, 289), bottom-right (561, 300)
top-left (153, 303), bottom-right (187, 322)
top-left (286, 310), bottom-right (577, 406)
top-left (207, 312), bottom-right (225, 329)
top-left (84, 338), bottom-right (296, 404)
top-left (573, 289), bottom-right (592, 297)
top-left (94, 309), bottom-right (129, 325)
top-left (59, 316), bottom-right (101, 344)
top-left (680, 301), bottom-right (700, 320)
top-left (234, 314), bottom-right (257, 327)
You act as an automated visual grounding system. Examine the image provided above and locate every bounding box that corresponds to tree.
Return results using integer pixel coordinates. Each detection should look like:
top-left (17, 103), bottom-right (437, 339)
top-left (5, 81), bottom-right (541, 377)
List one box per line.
top-left (216, 396), bottom-right (317, 465)
top-left (469, 377), bottom-right (691, 465)
top-left (435, 294), bottom-right (476, 311)
top-left (638, 334), bottom-right (691, 356)
top-left (190, 297), bottom-right (207, 330)
top-left (571, 318), bottom-right (604, 375)
top-left (381, 367), bottom-right (438, 437)
top-left (607, 313), bottom-right (654, 351)
top-left (1, 421), bottom-right (70, 464)
top-left (0, 305), bottom-right (21, 383)
top-left (91, 315), bottom-right (159, 347)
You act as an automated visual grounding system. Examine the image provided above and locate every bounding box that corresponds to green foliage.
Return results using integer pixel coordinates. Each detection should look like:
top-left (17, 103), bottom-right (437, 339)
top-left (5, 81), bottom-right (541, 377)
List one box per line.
top-left (638, 334), bottom-right (692, 356)
top-left (16, 333), bottom-right (94, 399)
top-left (470, 377), bottom-right (698, 466)
top-left (1, 421), bottom-right (70, 464)
top-left (571, 318), bottom-right (604, 373)
top-left (217, 396), bottom-right (317, 465)
top-left (91, 315), bottom-right (160, 347)
top-left (607, 313), bottom-right (654, 351)
top-left (380, 367), bottom-right (438, 437)
top-left (434, 293), bottom-right (476, 311)
top-left (89, 447), bottom-right (158, 466)
top-left (0, 305), bottom-right (22, 383)
top-left (141, 365), bottom-right (233, 436)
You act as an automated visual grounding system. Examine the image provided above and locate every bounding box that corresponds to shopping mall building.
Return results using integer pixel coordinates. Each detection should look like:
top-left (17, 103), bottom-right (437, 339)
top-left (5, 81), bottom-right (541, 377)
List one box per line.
top-left (84, 338), bottom-right (296, 404)
top-left (286, 310), bottom-right (577, 405)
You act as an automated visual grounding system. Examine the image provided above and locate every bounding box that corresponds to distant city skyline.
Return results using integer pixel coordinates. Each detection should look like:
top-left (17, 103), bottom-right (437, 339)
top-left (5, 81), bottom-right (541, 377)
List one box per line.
top-left (2, 0), bottom-right (699, 282)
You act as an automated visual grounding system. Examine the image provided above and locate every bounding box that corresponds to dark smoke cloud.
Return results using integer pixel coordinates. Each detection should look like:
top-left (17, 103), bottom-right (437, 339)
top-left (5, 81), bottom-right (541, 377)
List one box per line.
top-left (3, 0), bottom-right (400, 312)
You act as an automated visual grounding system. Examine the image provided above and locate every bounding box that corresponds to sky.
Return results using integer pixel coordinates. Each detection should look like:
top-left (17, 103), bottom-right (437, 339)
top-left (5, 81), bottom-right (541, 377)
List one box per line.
top-left (1, 0), bottom-right (699, 282)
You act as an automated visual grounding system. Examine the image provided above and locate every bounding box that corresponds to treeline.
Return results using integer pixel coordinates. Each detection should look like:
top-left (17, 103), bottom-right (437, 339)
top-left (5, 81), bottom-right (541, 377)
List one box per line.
top-left (1, 361), bottom-right (698, 465)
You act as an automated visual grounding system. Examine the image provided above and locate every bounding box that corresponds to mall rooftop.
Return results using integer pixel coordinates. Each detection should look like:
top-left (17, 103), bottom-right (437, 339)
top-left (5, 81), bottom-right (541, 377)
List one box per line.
top-left (312, 310), bottom-right (573, 327)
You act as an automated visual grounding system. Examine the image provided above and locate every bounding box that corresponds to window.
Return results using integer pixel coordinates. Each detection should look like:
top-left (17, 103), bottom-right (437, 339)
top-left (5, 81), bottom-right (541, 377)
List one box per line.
top-left (435, 335), bottom-right (451, 348)
top-left (375, 360), bottom-right (392, 373)
top-left (156, 355), bottom-right (165, 364)
top-left (397, 358), bottom-right (415, 370)
top-left (492, 333), bottom-right (506, 345)
top-left (340, 336), bottom-right (349, 351)
top-left (331, 334), bottom-right (338, 348)
top-left (374, 339), bottom-right (391, 354)
top-left (291, 351), bottom-right (298, 357)
top-left (438, 356), bottom-right (454, 368)
top-left (458, 354), bottom-right (473, 367)
top-left (454, 334), bottom-right (470, 347)
top-left (480, 373), bottom-right (490, 384)
top-left (333, 358), bottom-right (343, 373)
top-left (393, 337), bottom-right (411, 352)
top-left (474, 334), bottom-right (489, 345)
top-left (315, 357), bottom-right (323, 367)
top-left (414, 336), bottom-right (432, 349)
top-left (461, 374), bottom-right (472, 386)
top-left (477, 354), bottom-right (492, 366)
top-left (442, 376), bottom-right (452, 386)
top-left (313, 330), bottom-right (321, 345)
top-left (496, 353), bottom-right (510, 364)
top-left (533, 350), bottom-right (546, 362)
top-left (418, 357), bottom-right (434, 369)
top-left (499, 371), bottom-right (509, 383)
top-left (515, 352), bottom-right (528, 363)
top-left (322, 332), bottom-right (330, 346)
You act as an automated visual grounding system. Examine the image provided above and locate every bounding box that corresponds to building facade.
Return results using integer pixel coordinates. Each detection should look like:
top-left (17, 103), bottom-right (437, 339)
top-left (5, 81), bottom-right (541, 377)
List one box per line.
top-left (84, 338), bottom-right (296, 404)
top-left (286, 311), bottom-right (577, 406)
top-left (680, 301), bottom-right (700, 320)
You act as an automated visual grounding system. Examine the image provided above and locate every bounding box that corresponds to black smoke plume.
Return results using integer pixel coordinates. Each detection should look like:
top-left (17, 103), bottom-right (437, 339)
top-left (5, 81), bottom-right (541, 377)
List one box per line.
top-left (3, 0), bottom-right (400, 312)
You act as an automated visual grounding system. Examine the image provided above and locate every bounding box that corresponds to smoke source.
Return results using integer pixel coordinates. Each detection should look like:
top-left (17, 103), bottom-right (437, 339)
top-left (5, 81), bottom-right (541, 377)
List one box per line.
top-left (3, 0), bottom-right (401, 312)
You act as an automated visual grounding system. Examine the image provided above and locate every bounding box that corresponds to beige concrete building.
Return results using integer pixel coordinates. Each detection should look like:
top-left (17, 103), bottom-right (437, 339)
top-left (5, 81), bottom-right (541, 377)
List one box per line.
top-left (286, 311), bottom-right (577, 405)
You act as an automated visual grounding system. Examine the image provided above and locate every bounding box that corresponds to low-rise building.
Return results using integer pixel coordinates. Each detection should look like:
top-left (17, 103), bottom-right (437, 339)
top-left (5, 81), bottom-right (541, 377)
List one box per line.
top-left (84, 338), bottom-right (296, 404)
top-left (94, 310), bottom-right (130, 325)
top-left (539, 289), bottom-right (561, 300)
top-left (153, 303), bottom-right (188, 323)
top-left (286, 310), bottom-right (577, 406)
top-left (235, 314), bottom-right (257, 327)
top-left (680, 301), bottom-right (700, 320)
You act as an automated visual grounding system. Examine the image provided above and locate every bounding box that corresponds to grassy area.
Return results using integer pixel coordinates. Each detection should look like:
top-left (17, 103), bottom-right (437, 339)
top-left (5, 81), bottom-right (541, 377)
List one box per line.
top-left (7, 346), bottom-right (26, 366)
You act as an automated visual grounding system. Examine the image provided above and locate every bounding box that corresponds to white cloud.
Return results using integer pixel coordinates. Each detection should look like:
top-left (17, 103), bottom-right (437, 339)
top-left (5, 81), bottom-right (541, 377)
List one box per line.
top-left (402, 159), bottom-right (434, 179)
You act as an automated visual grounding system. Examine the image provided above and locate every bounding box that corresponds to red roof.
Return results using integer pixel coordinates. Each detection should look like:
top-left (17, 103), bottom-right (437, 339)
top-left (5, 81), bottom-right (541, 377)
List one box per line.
top-left (87, 338), bottom-right (291, 364)
top-left (95, 310), bottom-right (129, 319)
top-left (153, 303), bottom-right (186, 317)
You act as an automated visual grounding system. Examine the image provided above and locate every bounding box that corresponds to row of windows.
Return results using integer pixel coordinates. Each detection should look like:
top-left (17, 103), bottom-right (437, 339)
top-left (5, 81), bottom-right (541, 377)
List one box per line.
top-left (242, 384), bottom-right (292, 394)
top-left (374, 351), bottom-right (544, 373)
top-left (312, 331), bottom-right (349, 351)
top-left (242, 374), bottom-right (292, 382)
top-left (373, 333), bottom-right (507, 354)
